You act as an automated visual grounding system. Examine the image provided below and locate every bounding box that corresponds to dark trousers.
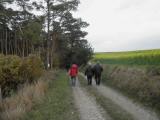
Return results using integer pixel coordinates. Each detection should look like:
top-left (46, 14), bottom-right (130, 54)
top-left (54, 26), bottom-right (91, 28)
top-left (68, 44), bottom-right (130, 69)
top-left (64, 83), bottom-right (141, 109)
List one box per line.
top-left (87, 76), bottom-right (92, 85)
top-left (95, 74), bottom-right (101, 85)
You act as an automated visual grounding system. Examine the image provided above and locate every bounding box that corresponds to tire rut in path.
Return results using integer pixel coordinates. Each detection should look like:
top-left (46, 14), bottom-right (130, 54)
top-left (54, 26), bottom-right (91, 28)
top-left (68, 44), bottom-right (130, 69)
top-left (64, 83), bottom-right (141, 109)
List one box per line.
top-left (72, 80), bottom-right (111, 120)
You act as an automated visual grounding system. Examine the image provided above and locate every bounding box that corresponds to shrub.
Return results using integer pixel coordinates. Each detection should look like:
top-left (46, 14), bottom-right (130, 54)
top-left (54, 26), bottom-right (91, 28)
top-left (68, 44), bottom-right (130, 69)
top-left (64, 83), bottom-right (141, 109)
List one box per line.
top-left (0, 56), bottom-right (21, 97)
top-left (18, 55), bottom-right (44, 83)
top-left (0, 55), bottom-right (44, 97)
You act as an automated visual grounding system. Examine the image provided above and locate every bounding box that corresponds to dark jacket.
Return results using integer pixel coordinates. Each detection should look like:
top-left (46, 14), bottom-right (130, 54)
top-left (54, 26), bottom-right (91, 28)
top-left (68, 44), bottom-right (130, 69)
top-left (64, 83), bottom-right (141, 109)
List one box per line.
top-left (93, 64), bottom-right (103, 75)
top-left (85, 65), bottom-right (94, 77)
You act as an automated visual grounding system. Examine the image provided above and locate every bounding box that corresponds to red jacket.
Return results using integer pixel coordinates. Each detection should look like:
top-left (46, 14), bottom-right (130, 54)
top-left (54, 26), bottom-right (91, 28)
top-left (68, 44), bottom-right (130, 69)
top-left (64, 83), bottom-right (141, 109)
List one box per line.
top-left (69, 64), bottom-right (78, 77)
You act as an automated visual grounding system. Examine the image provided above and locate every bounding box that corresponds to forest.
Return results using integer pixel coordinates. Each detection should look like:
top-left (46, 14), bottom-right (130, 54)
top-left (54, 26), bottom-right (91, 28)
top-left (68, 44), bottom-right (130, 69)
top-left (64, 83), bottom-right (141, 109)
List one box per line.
top-left (0, 0), bottom-right (93, 69)
top-left (0, 0), bottom-right (93, 98)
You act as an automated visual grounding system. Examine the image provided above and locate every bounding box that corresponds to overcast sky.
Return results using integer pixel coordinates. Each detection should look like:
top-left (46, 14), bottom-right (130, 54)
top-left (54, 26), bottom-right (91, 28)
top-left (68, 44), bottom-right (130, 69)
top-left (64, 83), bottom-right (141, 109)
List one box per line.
top-left (74, 0), bottom-right (160, 52)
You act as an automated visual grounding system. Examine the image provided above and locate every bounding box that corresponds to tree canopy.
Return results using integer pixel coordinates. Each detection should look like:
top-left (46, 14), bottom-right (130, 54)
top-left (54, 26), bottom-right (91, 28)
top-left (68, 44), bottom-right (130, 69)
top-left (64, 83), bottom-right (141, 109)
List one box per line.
top-left (0, 0), bottom-right (93, 68)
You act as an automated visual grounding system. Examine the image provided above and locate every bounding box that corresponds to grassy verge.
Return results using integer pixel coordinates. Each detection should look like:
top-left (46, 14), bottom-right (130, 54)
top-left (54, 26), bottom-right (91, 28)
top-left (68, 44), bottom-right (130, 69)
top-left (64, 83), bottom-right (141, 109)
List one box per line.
top-left (102, 65), bottom-right (160, 116)
top-left (0, 71), bottom-right (49, 120)
top-left (22, 70), bottom-right (80, 120)
top-left (78, 75), bottom-right (135, 120)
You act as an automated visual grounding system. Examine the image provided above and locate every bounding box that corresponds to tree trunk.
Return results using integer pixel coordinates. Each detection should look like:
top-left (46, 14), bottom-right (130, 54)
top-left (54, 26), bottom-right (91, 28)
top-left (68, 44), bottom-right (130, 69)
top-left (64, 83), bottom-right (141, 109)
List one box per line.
top-left (47, 0), bottom-right (51, 69)
top-left (1, 31), bottom-right (3, 54)
top-left (14, 32), bottom-right (17, 55)
top-left (5, 29), bottom-right (8, 55)
top-left (22, 39), bottom-right (25, 57)
top-left (0, 87), bottom-right (2, 101)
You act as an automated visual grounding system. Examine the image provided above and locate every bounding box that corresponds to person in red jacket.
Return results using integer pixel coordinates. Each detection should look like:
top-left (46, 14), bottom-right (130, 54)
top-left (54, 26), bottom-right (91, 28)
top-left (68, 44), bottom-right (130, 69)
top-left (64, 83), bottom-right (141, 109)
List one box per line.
top-left (68, 64), bottom-right (78, 86)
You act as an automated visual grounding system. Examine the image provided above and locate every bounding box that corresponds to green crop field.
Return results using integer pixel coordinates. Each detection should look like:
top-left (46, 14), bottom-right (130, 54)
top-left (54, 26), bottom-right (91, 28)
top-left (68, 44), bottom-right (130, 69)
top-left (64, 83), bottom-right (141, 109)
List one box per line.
top-left (94, 49), bottom-right (160, 65)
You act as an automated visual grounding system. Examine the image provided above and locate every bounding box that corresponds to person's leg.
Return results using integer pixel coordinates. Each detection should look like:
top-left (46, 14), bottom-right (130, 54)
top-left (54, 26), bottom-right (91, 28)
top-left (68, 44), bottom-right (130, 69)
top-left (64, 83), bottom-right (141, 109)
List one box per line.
top-left (88, 80), bottom-right (90, 85)
top-left (87, 76), bottom-right (89, 85)
top-left (98, 77), bottom-right (100, 85)
top-left (95, 74), bottom-right (98, 85)
top-left (71, 77), bottom-right (74, 86)
top-left (87, 76), bottom-right (90, 85)
top-left (98, 74), bottom-right (101, 85)
top-left (89, 77), bottom-right (91, 85)
top-left (90, 77), bottom-right (92, 85)
top-left (73, 77), bottom-right (75, 86)
top-left (71, 76), bottom-right (76, 86)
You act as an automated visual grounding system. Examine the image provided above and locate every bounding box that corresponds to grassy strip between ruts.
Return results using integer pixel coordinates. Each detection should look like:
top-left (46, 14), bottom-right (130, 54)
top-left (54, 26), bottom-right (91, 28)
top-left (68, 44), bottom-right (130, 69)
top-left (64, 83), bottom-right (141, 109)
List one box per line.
top-left (22, 70), bottom-right (80, 120)
top-left (78, 75), bottom-right (135, 120)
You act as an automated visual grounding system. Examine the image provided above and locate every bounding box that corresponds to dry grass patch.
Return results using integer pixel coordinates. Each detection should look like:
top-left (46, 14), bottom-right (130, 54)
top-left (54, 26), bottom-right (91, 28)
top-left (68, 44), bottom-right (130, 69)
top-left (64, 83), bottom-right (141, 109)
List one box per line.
top-left (102, 65), bottom-right (160, 113)
top-left (0, 80), bottom-right (48, 120)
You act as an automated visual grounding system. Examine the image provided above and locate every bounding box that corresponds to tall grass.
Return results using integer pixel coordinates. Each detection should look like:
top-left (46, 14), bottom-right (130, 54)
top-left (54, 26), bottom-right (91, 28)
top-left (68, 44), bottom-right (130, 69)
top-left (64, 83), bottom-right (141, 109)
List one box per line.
top-left (0, 71), bottom-right (53, 120)
top-left (102, 65), bottom-right (160, 114)
top-left (94, 49), bottom-right (160, 65)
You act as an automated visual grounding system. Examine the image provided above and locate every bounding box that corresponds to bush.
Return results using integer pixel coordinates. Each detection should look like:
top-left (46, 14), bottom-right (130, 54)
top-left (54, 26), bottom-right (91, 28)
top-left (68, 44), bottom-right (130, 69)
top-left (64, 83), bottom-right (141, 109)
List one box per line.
top-left (19, 55), bottom-right (44, 83)
top-left (0, 55), bottom-right (44, 97)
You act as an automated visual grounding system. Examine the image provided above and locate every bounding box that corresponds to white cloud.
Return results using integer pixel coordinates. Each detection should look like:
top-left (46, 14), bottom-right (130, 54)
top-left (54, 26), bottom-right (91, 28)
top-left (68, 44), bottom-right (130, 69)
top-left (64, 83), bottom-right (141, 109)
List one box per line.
top-left (75, 0), bottom-right (160, 52)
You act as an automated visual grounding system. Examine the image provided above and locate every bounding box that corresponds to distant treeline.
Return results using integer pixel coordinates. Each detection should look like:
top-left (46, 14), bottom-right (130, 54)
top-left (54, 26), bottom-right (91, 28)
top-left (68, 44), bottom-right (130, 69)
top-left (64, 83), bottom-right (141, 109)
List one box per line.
top-left (0, 0), bottom-right (93, 68)
top-left (94, 49), bottom-right (160, 65)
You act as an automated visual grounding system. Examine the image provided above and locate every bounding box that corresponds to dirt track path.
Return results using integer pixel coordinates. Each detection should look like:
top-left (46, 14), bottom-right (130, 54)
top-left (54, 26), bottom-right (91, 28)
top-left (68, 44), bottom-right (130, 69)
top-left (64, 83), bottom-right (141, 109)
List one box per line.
top-left (95, 84), bottom-right (159, 120)
top-left (81, 74), bottom-right (159, 120)
top-left (72, 80), bottom-right (112, 120)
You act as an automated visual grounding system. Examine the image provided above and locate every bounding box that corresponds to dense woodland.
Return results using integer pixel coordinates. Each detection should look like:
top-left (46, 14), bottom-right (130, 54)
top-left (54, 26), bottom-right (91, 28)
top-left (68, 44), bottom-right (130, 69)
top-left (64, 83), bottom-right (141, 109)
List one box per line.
top-left (0, 0), bottom-right (93, 68)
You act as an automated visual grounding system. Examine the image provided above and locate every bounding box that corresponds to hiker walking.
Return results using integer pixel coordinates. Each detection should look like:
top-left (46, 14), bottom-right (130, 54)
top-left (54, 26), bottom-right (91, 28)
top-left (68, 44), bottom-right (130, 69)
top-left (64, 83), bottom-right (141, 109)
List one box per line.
top-left (85, 62), bottom-right (94, 85)
top-left (68, 64), bottom-right (78, 86)
top-left (93, 62), bottom-right (103, 85)
top-left (66, 63), bottom-right (71, 72)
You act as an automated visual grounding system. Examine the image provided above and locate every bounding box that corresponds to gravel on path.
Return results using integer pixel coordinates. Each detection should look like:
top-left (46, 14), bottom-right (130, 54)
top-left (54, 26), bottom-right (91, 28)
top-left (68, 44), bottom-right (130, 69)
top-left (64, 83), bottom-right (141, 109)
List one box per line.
top-left (89, 77), bottom-right (159, 120)
top-left (72, 80), bottom-right (112, 120)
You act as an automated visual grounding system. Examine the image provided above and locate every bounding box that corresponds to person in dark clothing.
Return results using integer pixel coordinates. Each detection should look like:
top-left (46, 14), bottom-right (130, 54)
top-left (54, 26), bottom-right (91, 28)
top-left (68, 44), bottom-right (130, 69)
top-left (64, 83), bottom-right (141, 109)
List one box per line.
top-left (66, 64), bottom-right (71, 72)
top-left (85, 63), bottom-right (94, 85)
top-left (93, 62), bottom-right (103, 85)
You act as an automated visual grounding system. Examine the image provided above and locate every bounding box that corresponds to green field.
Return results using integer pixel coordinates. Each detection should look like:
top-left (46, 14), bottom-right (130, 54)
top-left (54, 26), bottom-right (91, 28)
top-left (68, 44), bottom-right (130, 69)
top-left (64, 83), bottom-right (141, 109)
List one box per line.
top-left (94, 49), bottom-right (160, 65)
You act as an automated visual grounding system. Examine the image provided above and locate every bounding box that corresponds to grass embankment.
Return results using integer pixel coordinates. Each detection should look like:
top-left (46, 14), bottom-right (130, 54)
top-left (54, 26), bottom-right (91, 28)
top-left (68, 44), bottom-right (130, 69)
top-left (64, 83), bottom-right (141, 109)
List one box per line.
top-left (78, 75), bottom-right (135, 120)
top-left (102, 65), bottom-right (160, 115)
top-left (94, 49), bottom-right (160, 65)
top-left (23, 70), bottom-right (80, 120)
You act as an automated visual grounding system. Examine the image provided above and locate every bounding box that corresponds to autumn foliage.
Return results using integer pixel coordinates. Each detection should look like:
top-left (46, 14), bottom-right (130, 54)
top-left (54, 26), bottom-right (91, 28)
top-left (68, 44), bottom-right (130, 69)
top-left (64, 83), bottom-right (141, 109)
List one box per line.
top-left (0, 55), bottom-right (44, 97)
